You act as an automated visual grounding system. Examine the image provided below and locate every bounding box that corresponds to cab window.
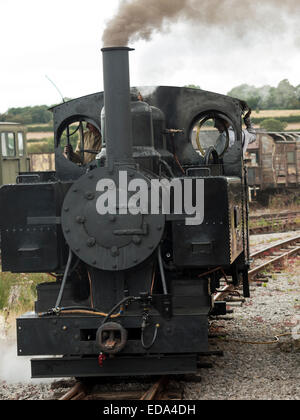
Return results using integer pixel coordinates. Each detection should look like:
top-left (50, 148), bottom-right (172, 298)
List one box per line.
top-left (1, 132), bottom-right (16, 157)
top-left (190, 113), bottom-right (233, 158)
top-left (18, 132), bottom-right (24, 156)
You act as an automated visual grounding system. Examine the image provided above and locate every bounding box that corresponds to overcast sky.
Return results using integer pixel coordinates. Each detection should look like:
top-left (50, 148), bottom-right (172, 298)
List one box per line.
top-left (1, 0), bottom-right (299, 113)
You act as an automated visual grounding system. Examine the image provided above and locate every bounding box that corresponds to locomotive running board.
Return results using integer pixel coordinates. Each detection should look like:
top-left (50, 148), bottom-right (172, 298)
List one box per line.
top-left (30, 354), bottom-right (198, 378)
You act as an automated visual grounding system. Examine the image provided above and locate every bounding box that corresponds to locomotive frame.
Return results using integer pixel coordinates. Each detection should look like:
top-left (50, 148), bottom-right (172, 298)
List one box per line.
top-left (0, 47), bottom-right (251, 378)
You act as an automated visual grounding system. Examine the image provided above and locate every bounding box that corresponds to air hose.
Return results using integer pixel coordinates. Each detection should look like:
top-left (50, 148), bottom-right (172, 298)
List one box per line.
top-left (141, 316), bottom-right (160, 350)
top-left (40, 296), bottom-right (140, 318)
top-left (101, 296), bottom-right (140, 325)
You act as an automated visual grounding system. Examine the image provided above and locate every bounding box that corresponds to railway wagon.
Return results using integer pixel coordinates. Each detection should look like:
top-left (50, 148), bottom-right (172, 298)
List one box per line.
top-left (245, 131), bottom-right (300, 197)
top-left (0, 47), bottom-right (251, 379)
top-left (0, 122), bottom-right (30, 185)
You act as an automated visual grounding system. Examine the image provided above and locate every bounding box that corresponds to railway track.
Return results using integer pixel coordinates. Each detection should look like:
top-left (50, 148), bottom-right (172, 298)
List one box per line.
top-left (214, 235), bottom-right (300, 302)
top-left (58, 376), bottom-right (182, 400)
top-left (249, 210), bottom-right (300, 221)
top-left (249, 235), bottom-right (300, 280)
top-left (249, 210), bottom-right (300, 235)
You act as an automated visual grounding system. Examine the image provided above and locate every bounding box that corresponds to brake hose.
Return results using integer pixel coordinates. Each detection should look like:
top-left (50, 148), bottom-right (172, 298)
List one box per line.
top-left (141, 321), bottom-right (160, 350)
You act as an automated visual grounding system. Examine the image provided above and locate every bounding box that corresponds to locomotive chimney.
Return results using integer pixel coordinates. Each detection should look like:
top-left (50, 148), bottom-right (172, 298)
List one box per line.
top-left (101, 46), bottom-right (134, 167)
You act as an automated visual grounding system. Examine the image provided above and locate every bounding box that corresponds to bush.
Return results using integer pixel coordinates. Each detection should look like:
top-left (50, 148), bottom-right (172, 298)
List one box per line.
top-left (27, 125), bottom-right (53, 132)
top-left (259, 118), bottom-right (288, 131)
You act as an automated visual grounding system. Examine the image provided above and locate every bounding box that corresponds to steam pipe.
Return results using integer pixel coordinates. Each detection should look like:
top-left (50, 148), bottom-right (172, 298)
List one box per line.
top-left (101, 46), bottom-right (134, 168)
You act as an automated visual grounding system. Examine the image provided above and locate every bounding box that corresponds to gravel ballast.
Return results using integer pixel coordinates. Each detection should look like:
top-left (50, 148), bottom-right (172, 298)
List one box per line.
top-left (184, 234), bottom-right (300, 400)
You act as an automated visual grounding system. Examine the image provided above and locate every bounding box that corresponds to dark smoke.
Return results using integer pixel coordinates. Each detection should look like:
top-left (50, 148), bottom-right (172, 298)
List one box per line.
top-left (102, 0), bottom-right (187, 47)
top-left (102, 0), bottom-right (300, 47)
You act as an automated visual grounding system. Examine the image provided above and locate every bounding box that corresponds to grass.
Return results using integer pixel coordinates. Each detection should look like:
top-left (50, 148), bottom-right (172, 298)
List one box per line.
top-left (252, 109), bottom-right (300, 118)
top-left (27, 124), bottom-right (53, 132)
top-left (27, 138), bottom-right (54, 153)
top-left (249, 110), bottom-right (300, 131)
top-left (0, 270), bottom-right (55, 339)
top-left (249, 217), bottom-right (285, 230)
top-left (269, 194), bottom-right (300, 209)
top-left (263, 237), bottom-right (281, 245)
top-left (27, 123), bottom-right (53, 128)
top-left (27, 137), bottom-right (53, 144)
top-left (26, 128), bottom-right (79, 153)
top-left (27, 133), bottom-right (53, 140)
top-left (0, 270), bottom-right (53, 314)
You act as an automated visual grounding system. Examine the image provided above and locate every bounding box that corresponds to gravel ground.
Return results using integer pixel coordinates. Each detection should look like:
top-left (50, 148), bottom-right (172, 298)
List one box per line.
top-left (184, 251), bottom-right (300, 400)
top-left (0, 231), bottom-right (299, 400)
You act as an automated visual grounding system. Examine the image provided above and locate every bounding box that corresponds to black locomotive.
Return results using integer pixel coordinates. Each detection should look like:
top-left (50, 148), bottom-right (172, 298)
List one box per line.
top-left (0, 47), bottom-right (251, 378)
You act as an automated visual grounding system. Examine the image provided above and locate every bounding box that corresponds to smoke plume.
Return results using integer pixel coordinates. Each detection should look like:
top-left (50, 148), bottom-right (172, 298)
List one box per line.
top-left (102, 0), bottom-right (299, 47)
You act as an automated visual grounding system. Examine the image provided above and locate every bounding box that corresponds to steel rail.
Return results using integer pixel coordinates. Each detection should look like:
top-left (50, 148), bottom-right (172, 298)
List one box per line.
top-left (59, 382), bottom-right (87, 400)
top-left (213, 235), bottom-right (300, 301)
top-left (213, 284), bottom-right (234, 302)
top-left (140, 376), bottom-right (169, 400)
top-left (249, 220), bottom-right (300, 235)
top-left (249, 210), bottom-right (300, 221)
top-left (249, 245), bottom-right (300, 278)
top-left (250, 235), bottom-right (300, 261)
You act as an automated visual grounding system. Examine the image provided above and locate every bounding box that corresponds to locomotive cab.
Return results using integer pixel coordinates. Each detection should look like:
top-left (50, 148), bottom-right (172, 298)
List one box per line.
top-left (0, 47), bottom-right (251, 379)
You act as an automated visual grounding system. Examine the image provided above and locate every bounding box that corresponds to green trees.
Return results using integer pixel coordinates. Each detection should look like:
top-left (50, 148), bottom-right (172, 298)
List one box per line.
top-left (184, 84), bottom-right (201, 89)
top-left (227, 79), bottom-right (300, 110)
top-left (0, 105), bottom-right (53, 124)
top-left (227, 84), bottom-right (263, 109)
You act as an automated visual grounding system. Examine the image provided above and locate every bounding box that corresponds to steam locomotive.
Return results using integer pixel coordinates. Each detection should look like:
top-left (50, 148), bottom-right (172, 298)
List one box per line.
top-left (0, 47), bottom-right (251, 378)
